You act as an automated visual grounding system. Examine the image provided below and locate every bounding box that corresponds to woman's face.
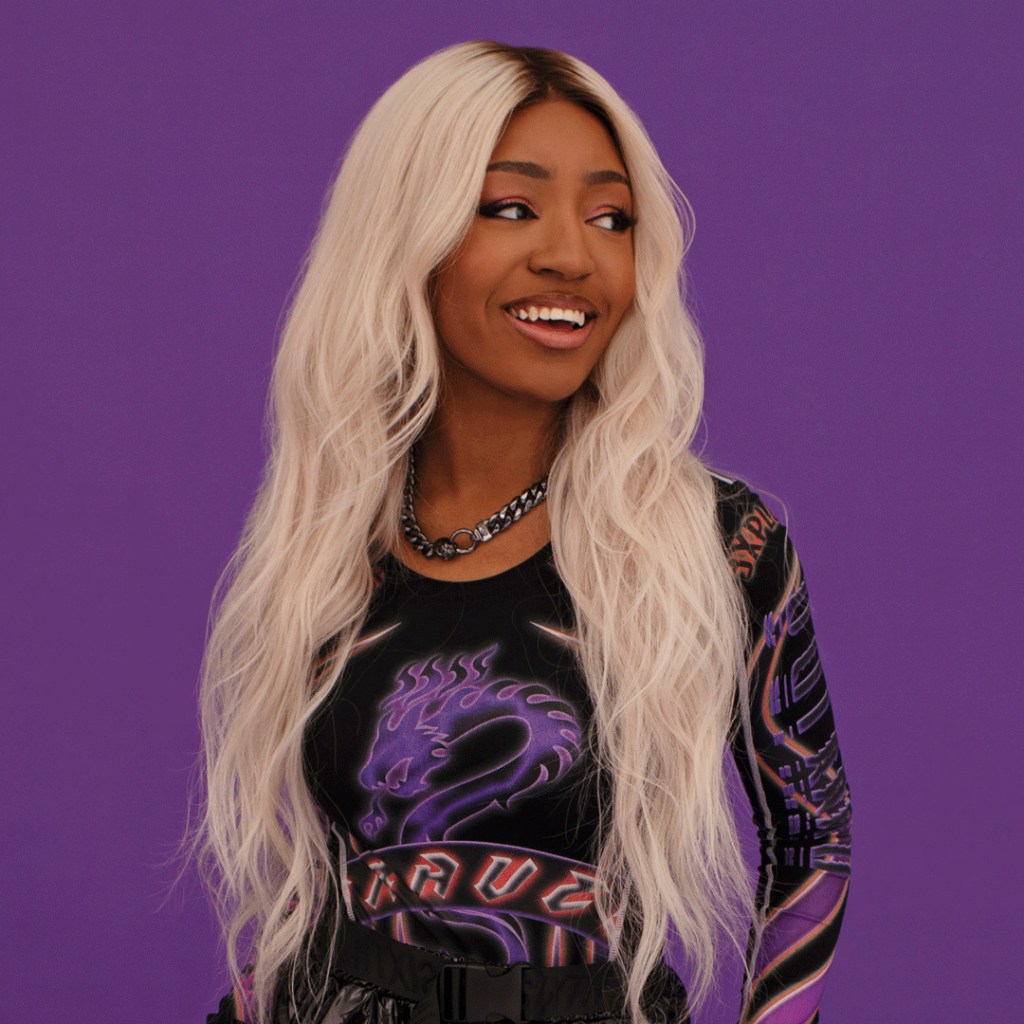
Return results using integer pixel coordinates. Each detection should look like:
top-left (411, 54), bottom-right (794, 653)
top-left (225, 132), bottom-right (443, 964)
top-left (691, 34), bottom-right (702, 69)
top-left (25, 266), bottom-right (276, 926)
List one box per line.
top-left (431, 99), bottom-right (637, 408)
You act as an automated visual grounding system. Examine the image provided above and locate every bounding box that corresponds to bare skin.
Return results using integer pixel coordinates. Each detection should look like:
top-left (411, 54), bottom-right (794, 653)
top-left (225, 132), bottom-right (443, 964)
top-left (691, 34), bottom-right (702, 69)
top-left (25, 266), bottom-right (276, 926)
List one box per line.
top-left (394, 99), bottom-right (636, 581)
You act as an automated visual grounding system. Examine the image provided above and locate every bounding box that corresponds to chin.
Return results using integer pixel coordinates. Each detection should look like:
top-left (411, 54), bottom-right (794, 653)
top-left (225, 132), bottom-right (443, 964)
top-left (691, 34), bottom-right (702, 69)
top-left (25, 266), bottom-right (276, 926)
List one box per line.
top-left (441, 349), bottom-right (600, 409)
top-left (508, 375), bottom-right (594, 407)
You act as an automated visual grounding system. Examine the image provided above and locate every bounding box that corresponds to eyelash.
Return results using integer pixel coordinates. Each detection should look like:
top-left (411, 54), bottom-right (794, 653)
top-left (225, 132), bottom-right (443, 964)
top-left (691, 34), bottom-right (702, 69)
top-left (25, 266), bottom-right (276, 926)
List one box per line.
top-left (477, 200), bottom-right (636, 233)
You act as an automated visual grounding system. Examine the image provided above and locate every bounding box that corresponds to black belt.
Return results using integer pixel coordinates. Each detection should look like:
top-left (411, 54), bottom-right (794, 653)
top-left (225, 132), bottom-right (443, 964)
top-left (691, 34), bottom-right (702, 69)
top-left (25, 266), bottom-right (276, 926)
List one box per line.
top-left (299, 915), bottom-right (688, 1024)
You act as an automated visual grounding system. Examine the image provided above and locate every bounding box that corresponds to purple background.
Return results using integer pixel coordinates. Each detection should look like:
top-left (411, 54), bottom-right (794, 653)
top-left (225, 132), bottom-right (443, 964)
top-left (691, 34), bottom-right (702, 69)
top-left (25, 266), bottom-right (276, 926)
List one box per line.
top-left (3, 2), bottom-right (1021, 1021)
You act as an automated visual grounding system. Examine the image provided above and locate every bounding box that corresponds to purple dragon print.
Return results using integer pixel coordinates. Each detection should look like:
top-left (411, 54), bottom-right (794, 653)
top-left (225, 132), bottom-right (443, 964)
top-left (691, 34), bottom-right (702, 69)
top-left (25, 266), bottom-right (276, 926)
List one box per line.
top-left (358, 644), bottom-right (582, 844)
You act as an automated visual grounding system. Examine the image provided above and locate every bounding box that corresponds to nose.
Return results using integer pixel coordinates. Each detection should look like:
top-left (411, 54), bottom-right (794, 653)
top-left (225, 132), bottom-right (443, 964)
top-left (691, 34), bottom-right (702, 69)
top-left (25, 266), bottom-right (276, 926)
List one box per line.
top-left (527, 209), bottom-right (595, 281)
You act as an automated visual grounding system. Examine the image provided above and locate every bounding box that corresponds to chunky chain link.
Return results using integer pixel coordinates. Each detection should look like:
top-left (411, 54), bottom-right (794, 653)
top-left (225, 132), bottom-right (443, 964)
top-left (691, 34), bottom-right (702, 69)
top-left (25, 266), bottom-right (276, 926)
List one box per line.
top-left (401, 448), bottom-right (548, 560)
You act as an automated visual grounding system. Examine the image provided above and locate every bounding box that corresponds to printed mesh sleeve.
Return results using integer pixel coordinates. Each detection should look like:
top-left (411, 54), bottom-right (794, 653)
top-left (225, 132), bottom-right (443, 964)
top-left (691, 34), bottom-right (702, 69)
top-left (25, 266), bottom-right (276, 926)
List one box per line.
top-left (723, 487), bottom-right (852, 1024)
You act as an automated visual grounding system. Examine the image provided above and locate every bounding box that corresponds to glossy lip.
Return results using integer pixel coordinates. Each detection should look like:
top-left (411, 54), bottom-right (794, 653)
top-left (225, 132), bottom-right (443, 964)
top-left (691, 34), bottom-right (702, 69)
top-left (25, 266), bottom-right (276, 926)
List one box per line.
top-left (502, 307), bottom-right (594, 350)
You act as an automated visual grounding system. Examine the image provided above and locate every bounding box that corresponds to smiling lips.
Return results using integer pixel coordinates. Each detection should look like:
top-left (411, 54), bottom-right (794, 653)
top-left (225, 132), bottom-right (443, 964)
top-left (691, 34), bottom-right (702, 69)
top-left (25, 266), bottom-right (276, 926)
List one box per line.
top-left (501, 294), bottom-right (597, 350)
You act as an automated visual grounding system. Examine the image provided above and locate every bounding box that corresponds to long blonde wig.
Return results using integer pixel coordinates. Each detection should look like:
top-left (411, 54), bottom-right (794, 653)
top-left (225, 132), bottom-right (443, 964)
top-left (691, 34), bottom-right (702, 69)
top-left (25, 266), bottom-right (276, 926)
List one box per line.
top-left (196, 41), bottom-right (753, 1024)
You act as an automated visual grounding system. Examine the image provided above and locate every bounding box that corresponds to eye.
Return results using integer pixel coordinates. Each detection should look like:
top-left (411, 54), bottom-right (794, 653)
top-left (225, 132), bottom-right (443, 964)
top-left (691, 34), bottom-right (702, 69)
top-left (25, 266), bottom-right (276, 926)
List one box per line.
top-left (588, 208), bottom-right (637, 233)
top-left (478, 200), bottom-right (537, 221)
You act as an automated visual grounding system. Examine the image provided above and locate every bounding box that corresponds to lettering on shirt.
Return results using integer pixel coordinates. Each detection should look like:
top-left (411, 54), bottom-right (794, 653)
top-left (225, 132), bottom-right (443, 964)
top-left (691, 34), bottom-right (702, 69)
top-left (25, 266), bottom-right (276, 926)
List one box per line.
top-left (728, 502), bottom-right (779, 580)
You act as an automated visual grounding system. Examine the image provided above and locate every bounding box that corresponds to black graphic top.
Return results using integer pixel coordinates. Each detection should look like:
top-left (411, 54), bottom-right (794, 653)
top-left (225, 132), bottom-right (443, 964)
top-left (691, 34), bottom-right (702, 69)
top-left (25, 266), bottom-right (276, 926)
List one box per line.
top-left (300, 474), bottom-right (852, 1023)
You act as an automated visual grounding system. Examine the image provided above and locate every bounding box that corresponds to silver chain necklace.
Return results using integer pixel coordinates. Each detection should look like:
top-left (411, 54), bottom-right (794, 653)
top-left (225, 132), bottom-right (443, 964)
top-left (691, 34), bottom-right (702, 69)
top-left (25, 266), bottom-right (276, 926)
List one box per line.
top-left (401, 447), bottom-right (548, 560)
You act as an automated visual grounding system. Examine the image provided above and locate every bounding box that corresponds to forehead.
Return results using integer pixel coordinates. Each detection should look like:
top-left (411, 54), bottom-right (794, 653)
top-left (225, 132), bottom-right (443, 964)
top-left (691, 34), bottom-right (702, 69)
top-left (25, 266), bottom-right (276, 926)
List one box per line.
top-left (489, 99), bottom-right (627, 175)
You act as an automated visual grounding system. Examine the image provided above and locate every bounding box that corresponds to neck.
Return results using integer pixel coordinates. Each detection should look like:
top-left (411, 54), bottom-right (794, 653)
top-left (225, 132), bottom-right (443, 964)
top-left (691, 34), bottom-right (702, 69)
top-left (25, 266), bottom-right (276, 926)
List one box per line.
top-left (415, 385), bottom-right (563, 505)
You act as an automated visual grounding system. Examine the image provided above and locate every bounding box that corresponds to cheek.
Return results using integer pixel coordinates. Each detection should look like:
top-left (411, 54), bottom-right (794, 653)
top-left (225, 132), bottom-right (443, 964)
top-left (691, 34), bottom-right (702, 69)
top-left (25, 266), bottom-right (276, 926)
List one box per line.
top-left (611, 262), bottom-right (637, 322)
top-left (433, 255), bottom-right (493, 329)
top-left (599, 244), bottom-right (636, 315)
top-left (622, 268), bottom-right (636, 309)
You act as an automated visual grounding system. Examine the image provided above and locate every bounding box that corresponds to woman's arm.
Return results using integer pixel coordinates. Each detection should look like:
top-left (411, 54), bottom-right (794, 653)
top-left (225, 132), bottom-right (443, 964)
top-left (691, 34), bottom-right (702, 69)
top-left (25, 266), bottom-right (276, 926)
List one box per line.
top-left (723, 485), bottom-right (852, 1024)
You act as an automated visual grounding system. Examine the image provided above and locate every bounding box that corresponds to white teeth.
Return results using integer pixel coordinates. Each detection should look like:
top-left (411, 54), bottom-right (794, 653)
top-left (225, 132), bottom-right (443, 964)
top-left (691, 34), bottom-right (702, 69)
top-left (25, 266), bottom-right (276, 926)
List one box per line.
top-left (508, 305), bottom-right (587, 326)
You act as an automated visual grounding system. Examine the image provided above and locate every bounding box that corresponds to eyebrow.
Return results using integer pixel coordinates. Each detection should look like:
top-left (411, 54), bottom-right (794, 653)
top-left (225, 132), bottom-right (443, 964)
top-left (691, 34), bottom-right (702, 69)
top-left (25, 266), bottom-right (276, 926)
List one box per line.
top-left (485, 160), bottom-right (631, 188)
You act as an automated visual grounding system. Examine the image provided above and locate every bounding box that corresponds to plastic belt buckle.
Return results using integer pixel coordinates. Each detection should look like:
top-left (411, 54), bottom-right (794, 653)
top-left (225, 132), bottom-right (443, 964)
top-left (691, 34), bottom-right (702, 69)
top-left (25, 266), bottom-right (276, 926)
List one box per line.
top-left (438, 963), bottom-right (526, 1024)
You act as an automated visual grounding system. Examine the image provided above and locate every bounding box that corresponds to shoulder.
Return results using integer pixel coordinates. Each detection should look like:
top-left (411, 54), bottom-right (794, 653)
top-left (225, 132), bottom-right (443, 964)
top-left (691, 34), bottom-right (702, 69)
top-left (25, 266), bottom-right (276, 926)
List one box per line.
top-left (708, 469), bottom-right (783, 579)
top-left (707, 469), bottom-right (799, 611)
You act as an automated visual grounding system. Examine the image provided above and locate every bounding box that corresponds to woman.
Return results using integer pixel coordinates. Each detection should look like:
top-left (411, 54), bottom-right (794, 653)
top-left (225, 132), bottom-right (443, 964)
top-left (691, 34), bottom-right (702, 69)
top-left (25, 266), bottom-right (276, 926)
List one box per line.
top-left (198, 42), bottom-right (852, 1024)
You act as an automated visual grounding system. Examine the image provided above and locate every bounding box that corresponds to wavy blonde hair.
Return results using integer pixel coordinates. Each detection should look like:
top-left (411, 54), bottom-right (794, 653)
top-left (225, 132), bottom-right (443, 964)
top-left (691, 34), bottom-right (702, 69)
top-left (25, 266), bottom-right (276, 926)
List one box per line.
top-left (196, 41), bottom-right (753, 1024)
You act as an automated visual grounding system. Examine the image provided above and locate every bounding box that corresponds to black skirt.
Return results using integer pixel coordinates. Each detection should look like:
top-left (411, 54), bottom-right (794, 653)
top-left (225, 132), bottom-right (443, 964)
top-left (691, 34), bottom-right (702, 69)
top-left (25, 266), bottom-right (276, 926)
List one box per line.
top-left (209, 974), bottom-right (688, 1024)
top-left (207, 919), bottom-right (689, 1024)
